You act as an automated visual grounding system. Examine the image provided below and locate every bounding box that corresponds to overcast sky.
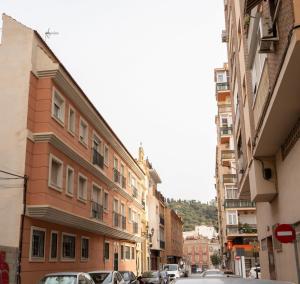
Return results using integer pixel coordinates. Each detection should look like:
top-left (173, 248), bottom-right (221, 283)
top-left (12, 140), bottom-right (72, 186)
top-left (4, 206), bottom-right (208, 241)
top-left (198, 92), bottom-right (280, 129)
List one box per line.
top-left (1, 0), bottom-right (227, 202)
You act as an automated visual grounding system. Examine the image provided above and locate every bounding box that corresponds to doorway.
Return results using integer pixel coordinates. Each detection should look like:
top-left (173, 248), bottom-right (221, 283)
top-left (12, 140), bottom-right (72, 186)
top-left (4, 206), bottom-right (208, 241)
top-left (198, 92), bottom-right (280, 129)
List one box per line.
top-left (114, 253), bottom-right (119, 271)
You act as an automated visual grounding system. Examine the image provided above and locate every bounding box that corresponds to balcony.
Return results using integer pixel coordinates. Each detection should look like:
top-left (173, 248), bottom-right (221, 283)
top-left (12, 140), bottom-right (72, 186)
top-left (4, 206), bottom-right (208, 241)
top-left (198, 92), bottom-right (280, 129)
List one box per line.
top-left (226, 224), bottom-right (257, 237)
top-left (224, 199), bottom-right (256, 209)
top-left (132, 186), bottom-right (138, 198)
top-left (221, 150), bottom-right (235, 162)
top-left (113, 168), bottom-right (120, 183)
top-left (220, 126), bottom-right (233, 136)
top-left (113, 212), bottom-right (121, 227)
top-left (222, 174), bottom-right (237, 184)
top-left (216, 82), bottom-right (229, 92)
top-left (120, 175), bottom-right (126, 189)
top-left (92, 148), bottom-right (104, 169)
top-left (121, 215), bottom-right (126, 230)
top-left (159, 215), bottom-right (165, 226)
top-left (91, 201), bottom-right (103, 221)
top-left (133, 221), bottom-right (138, 234)
top-left (160, 240), bottom-right (165, 249)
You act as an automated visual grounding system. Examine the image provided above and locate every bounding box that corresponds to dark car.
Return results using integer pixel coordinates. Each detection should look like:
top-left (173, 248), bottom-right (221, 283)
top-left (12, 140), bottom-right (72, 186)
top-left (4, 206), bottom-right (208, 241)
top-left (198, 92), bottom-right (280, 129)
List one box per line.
top-left (120, 271), bottom-right (137, 284)
top-left (139, 271), bottom-right (169, 284)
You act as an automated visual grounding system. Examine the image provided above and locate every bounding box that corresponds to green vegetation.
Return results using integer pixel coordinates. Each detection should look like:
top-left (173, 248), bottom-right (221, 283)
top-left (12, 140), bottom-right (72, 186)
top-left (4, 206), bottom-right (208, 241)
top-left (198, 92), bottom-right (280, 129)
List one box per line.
top-left (210, 253), bottom-right (221, 267)
top-left (167, 199), bottom-right (218, 231)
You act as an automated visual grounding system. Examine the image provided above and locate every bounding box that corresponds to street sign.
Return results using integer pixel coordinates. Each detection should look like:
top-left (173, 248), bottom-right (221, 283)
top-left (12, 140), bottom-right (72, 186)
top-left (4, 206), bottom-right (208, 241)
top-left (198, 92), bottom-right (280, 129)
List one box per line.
top-left (235, 256), bottom-right (240, 260)
top-left (275, 224), bottom-right (296, 243)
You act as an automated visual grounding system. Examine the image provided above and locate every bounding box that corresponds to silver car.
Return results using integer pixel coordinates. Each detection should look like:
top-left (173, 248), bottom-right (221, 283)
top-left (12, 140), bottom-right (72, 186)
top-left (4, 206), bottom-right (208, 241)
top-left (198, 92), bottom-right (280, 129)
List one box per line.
top-left (89, 271), bottom-right (125, 284)
top-left (38, 272), bottom-right (95, 284)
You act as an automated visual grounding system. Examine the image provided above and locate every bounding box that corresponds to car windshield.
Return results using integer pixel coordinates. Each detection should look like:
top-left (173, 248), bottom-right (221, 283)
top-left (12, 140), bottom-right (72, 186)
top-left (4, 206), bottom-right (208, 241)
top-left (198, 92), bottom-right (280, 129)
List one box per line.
top-left (164, 265), bottom-right (178, 271)
top-left (142, 272), bottom-right (159, 278)
top-left (90, 273), bottom-right (112, 284)
top-left (39, 276), bottom-right (77, 284)
top-left (121, 272), bottom-right (130, 281)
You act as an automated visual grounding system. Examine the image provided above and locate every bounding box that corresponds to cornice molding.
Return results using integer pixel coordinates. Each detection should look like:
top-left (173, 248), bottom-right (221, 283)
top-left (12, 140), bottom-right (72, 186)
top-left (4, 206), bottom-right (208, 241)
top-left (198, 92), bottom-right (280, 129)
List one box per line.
top-left (36, 69), bottom-right (145, 180)
top-left (26, 205), bottom-right (144, 243)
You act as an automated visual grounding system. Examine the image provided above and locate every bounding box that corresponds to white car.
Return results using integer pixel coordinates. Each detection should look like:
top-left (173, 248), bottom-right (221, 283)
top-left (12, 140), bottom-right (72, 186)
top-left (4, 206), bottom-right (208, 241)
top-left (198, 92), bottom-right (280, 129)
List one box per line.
top-left (163, 264), bottom-right (181, 279)
top-left (248, 267), bottom-right (261, 279)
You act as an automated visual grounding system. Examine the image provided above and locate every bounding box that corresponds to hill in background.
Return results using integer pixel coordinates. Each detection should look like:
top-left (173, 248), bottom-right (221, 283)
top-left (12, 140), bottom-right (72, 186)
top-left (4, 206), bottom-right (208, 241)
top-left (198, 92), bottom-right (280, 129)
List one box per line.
top-left (167, 199), bottom-right (218, 231)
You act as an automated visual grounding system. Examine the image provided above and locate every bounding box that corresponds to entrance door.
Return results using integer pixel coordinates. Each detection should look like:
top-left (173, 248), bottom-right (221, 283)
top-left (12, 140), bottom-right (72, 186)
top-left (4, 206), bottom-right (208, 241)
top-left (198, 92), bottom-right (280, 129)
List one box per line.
top-left (114, 253), bottom-right (119, 271)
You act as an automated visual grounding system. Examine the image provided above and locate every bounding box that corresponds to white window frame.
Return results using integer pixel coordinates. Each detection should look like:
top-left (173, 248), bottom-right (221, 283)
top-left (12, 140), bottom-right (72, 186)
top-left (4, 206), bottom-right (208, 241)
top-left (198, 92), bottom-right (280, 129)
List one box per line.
top-left (227, 210), bottom-right (238, 225)
top-left (49, 230), bottom-right (58, 261)
top-left (68, 105), bottom-right (76, 135)
top-left (81, 236), bottom-right (90, 261)
top-left (104, 144), bottom-right (109, 167)
top-left (48, 154), bottom-right (63, 192)
top-left (103, 190), bottom-right (109, 211)
top-left (78, 173), bottom-right (88, 202)
top-left (52, 88), bottom-right (65, 125)
top-left (29, 226), bottom-right (46, 262)
top-left (79, 117), bottom-right (88, 147)
top-left (61, 232), bottom-right (76, 262)
top-left (66, 165), bottom-right (74, 197)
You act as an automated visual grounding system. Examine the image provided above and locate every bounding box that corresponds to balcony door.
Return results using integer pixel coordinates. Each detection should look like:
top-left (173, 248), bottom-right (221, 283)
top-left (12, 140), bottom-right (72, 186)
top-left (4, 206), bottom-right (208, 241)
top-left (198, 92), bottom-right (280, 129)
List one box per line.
top-left (92, 186), bottom-right (101, 204)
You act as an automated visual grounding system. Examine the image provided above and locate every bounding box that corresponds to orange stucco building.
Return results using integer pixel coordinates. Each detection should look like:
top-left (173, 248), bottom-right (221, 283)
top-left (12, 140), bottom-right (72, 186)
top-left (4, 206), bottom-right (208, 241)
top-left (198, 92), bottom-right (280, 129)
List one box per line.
top-left (0, 14), bottom-right (146, 284)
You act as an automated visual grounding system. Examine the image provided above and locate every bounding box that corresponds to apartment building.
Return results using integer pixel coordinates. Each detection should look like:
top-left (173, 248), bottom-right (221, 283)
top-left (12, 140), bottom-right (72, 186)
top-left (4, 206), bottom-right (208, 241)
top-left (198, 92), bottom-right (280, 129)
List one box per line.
top-left (222, 0), bottom-right (300, 282)
top-left (0, 15), bottom-right (146, 284)
top-left (165, 207), bottom-right (183, 264)
top-left (215, 64), bottom-right (258, 276)
top-left (183, 226), bottom-right (219, 271)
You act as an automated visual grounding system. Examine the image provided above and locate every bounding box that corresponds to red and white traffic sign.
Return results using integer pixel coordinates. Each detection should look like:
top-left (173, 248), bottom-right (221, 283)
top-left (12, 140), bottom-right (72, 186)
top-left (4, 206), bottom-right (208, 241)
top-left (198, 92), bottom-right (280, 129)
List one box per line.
top-left (275, 224), bottom-right (296, 243)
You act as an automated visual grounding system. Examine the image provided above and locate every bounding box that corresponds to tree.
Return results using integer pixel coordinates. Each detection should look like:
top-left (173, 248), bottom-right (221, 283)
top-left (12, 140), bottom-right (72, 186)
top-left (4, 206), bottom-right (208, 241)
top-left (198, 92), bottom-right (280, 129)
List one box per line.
top-left (210, 253), bottom-right (221, 267)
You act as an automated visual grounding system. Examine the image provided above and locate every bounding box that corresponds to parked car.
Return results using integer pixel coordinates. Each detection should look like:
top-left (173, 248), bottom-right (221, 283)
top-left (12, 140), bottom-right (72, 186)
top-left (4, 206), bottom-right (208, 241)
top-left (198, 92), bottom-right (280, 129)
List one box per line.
top-left (119, 271), bottom-right (137, 284)
top-left (139, 271), bottom-right (169, 284)
top-left (200, 269), bottom-right (224, 278)
top-left (196, 268), bottom-right (202, 274)
top-left (163, 264), bottom-right (181, 279)
top-left (248, 267), bottom-right (261, 279)
top-left (175, 277), bottom-right (293, 284)
top-left (89, 271), bottom-right (124, 284)
top-left (38, 272), bottom-right (95, 284)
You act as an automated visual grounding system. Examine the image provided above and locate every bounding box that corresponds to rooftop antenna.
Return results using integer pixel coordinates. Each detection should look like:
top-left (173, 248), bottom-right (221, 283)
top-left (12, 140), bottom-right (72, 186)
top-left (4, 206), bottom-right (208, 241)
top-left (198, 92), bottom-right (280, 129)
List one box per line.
top-left (45, 28), bottom-right (59, 41)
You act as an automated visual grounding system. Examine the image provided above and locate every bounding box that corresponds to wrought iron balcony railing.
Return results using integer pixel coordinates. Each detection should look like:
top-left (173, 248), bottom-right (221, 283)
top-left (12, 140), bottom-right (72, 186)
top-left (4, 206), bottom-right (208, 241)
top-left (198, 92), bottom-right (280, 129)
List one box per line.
top-left (216, 82), bottom-right (229, 91)
top-left (91, 201), bottom-right (103, 221)
top-left (226, 224), bottom-right (257, 235)
top-left (224, 200), bottom-right (256, 209)
top-left (92, 148), bottom-right (104, 169)
top-left (220, 126), bottom-right (233, 136)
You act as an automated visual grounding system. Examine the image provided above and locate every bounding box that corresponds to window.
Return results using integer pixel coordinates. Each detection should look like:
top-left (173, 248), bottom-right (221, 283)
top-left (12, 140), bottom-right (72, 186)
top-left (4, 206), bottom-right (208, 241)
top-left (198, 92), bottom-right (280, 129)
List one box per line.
top-left (78, 174), bottom-right (87, 201)
top-left (128, 208), bottom-right (132, 222)
top-left (103, 191), bottom-right (109, 211)
top-left (121, 245), bottom-right (124, 260)
top-left (49, 154), bottom-right (63, 191)
top-left (125, 246), bottom-right (130, 260)
top-left (50, 231), bottom-right (58, 260)
top-left (30, 227), bottom-right (45, 260)
top-left (225, 185), bottom-right (238, 199)
top-left (104, 242), bottom-right (109, 260)
top-left (92, 184), bottom-right (102, 204)
top-left (81, 237), bottom-right (89, 260)
top-left (121, 203), bottom-right (125, 216)
top-left (227, 210), bottom-right (238, 225)
top-left (68, 107), bottom-right (76, 134)
top-left (52, 89), bottom-right (65, 123)
top-left (62, 233), bottom-right (76, 260)
top-left (79, 118), bottom-right (88, 145)
top-left (131, 247), bottom-right (135, 260)
top-left (217, 74), bottom-right (223, 83)
top-left (128, 171), bottom-right (131, 187)
top-left (104, 145), bottom-right (109, 166)
top-left (66, 166), bottom-right (74, 196)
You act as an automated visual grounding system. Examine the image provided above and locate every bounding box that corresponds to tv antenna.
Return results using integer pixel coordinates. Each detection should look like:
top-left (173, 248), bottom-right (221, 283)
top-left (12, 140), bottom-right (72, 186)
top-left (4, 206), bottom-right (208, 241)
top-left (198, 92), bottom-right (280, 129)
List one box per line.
top-left (45, 28), bottom-right (59, 41)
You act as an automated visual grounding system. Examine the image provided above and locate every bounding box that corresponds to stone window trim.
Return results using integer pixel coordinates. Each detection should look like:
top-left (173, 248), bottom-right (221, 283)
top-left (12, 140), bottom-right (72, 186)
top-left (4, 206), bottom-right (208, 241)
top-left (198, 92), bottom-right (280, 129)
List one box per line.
top-left (49, 230), bottom-right (59, 262)
top-left (48, 153), bottom-right (64, 192)
top-left (68, 105), bottom-right (76, 136)
top-left (79, 117), bottom-right (89, 147)
top-left (29, 226), bottom-right (46, 262)
top-left (80, 236), bottom-right (90, 261)
top-left (65, 165), bottom-right (74, 197)
top-left (77, 173), bottom-right (88, 202)
top-left (61, 232), bottom-right (76, 262)
top-left (51, 87), bottom-right (65, 126)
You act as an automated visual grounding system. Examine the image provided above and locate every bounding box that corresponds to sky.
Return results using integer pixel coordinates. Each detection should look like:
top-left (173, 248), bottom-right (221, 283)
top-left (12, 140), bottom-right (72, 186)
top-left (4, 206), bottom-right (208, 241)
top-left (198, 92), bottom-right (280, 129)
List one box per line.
top-left (1, 0), bottom-right (227, 202)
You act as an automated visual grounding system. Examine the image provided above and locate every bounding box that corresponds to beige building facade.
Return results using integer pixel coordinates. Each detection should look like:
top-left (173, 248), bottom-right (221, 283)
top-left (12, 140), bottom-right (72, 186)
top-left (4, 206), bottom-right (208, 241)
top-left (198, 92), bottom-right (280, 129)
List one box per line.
top-left (222, 0), bottom-right (300, 282)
